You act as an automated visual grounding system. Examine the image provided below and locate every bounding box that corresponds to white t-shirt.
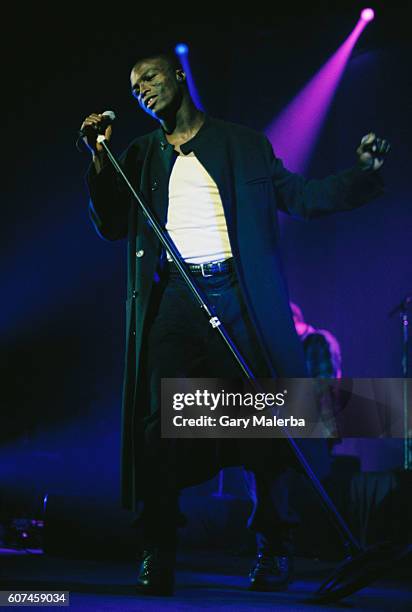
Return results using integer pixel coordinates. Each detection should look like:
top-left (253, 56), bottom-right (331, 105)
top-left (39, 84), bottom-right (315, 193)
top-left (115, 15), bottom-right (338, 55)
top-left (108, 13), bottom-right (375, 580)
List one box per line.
top-left (166, 150), bottom-right (233, 263)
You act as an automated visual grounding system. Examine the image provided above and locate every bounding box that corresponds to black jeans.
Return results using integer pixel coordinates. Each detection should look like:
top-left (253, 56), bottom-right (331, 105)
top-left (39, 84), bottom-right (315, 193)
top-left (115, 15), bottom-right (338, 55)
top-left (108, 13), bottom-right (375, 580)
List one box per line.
top-left (140, 263), bottom-right (299, 554)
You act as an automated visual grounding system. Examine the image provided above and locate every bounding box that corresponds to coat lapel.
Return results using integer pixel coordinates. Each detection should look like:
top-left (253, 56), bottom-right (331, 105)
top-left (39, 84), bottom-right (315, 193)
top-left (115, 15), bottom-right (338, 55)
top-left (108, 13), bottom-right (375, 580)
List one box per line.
top-left (145, 131), bottom-right (176, 227)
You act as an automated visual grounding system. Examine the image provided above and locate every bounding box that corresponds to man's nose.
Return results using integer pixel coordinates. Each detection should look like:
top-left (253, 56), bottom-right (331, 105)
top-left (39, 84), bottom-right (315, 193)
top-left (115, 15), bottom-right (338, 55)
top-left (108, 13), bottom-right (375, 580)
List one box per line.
top-left (139, 84), bottom-right (150, 101)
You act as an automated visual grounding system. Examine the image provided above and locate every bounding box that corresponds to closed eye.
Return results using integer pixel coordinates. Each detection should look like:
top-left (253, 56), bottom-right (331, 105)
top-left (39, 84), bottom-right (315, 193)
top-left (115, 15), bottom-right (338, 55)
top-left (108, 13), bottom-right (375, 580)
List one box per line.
top-left (131, 73), bottom-right (157, 99)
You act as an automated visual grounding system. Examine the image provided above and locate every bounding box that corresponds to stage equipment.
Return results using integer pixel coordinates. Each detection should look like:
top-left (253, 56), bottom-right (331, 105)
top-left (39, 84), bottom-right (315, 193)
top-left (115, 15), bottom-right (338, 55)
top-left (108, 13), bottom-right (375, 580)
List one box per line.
top-left (360, 8), bottom-right (375, 22)
top-left (85, 129), bottom-right (411, 603)
top-left (389, 295), bottom-right (412, 470)
top-left (175, 43), bottom-right (189, 55)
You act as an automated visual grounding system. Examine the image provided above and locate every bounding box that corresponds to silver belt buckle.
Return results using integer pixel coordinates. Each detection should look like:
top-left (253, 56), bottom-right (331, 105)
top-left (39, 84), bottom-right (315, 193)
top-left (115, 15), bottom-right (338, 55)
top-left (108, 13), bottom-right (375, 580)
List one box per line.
top-left (200, 262), bottom-right (213, 277)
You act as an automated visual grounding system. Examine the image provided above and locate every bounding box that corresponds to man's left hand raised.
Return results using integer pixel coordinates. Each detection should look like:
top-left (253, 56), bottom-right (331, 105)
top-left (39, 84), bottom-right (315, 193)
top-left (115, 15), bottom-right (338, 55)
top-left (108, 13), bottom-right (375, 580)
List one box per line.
top-left (357, 132), bottom-right (391, 171)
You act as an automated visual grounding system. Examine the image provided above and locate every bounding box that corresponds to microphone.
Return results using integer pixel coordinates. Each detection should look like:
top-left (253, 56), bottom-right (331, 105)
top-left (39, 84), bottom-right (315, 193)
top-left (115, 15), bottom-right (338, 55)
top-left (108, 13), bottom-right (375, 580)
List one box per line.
top-left (78, 110), bottom-right (116, 138)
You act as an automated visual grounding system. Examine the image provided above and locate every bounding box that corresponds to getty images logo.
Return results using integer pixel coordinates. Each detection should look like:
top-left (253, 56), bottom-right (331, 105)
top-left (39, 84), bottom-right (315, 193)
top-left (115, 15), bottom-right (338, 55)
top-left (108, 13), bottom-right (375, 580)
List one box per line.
top-left (172, 388), bottom-right (288, 411)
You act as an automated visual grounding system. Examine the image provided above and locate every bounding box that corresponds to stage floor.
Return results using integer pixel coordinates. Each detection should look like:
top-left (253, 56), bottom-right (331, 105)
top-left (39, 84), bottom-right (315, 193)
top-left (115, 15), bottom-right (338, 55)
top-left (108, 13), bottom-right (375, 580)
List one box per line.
top-left (1, 547), bottom-right (411, 610)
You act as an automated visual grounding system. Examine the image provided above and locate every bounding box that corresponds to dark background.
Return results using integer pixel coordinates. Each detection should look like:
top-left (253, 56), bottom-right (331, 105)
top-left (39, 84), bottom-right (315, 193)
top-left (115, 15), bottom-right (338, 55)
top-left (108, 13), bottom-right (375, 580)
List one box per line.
top-left (1, 1), bottom-right (411, 518)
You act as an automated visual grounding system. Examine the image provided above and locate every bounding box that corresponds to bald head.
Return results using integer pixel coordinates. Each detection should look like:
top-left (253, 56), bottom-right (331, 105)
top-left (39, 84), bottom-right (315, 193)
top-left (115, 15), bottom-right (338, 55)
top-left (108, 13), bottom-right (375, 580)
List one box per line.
top-left (131, 52), bottom-right (181, 78)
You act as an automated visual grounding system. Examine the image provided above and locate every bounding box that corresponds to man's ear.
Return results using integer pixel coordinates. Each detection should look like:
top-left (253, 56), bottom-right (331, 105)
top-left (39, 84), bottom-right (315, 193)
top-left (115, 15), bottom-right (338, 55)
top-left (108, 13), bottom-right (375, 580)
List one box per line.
top-left (176, 69), bottom-right (186, 82)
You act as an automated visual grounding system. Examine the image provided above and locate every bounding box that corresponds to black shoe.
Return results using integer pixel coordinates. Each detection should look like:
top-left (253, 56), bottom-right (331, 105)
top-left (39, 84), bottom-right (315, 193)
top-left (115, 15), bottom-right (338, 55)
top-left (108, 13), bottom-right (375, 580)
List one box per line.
top-left (136, 547), bottom-right (175, 596)
top-left (249, 553), bottom-right (294, 591)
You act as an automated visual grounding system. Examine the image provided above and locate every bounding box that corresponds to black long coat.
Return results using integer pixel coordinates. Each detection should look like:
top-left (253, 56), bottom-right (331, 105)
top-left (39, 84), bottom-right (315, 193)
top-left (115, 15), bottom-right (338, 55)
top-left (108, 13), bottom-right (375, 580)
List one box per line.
top-left (87, 116), bottom-right (383, 510)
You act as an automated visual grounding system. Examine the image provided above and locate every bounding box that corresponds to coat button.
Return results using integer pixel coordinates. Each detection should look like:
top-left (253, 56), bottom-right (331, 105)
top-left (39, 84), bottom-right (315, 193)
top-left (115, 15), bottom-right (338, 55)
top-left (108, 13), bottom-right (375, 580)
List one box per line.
top-left (151, 180), bottom-right (159, 191)
top-left (136, 249), bottom-right (144, 258)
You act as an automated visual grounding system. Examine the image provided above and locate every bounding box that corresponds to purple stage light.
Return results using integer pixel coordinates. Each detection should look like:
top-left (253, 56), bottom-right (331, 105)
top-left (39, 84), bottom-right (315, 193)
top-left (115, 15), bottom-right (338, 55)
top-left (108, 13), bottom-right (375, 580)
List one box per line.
top-left (266, 15), bottom-right (371, 173)
top-left (361, 8), bottom-right (375, 22)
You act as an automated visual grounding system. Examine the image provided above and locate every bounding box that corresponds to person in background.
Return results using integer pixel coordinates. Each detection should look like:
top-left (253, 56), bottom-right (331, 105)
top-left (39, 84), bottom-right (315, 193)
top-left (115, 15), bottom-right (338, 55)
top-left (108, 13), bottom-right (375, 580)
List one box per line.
top-left (290, 302), bottom-right (342, 378)
top-left (291, 301), bottom-right (342, 439)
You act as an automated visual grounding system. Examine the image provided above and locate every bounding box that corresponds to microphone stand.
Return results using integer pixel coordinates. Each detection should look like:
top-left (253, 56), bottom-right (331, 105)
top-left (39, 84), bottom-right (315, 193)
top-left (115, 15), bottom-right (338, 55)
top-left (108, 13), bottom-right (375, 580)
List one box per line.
top-left (95, 134), bottom-right (411, 602)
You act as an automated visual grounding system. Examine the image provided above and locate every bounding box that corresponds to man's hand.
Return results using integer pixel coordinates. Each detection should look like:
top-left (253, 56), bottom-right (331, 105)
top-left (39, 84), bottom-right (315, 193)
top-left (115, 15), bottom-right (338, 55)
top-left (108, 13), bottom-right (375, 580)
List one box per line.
top-left (79, 113), bottom-right (113, 156)
top-left (357, 132), bottom-right (391, 171)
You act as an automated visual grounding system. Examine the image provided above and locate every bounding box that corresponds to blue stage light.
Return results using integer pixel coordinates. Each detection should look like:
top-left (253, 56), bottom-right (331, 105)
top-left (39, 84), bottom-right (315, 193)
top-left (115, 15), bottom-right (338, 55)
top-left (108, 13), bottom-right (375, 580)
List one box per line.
top-left (175, 43), bottom-right (189, 55)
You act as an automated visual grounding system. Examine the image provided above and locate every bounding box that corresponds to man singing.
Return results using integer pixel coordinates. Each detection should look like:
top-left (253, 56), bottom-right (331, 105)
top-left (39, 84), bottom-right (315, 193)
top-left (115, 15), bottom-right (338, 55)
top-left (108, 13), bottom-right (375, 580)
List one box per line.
top-left (81, 51), bottom-right (389, 596)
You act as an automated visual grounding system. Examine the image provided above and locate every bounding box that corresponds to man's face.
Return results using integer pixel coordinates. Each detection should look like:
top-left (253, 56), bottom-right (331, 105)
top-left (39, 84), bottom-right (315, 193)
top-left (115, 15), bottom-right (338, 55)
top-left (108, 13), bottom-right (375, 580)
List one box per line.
top-left (130, 58), bottom-right (183, 119)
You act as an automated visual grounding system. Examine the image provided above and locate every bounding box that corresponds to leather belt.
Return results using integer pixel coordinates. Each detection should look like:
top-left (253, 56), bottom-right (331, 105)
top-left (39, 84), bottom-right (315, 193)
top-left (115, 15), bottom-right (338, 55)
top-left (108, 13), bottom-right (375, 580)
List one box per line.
top-left (170, 258), bottom-right (234, 277)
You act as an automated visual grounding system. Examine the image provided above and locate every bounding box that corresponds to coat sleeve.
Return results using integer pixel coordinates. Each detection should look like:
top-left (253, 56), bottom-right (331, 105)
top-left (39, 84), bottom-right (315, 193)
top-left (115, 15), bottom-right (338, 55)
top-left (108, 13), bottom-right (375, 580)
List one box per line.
top-left (263, 136), bottom-right (385, 219)
top-left (86, 149), bottom-right (132, 241)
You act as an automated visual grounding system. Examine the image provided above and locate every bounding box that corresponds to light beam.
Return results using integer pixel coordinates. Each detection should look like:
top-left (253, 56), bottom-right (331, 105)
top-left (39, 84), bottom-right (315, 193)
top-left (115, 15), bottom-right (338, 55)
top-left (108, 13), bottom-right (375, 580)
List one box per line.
top-left (174, 42), bottom-right (204, 111)
top-left (266, 13), bottom-right (375, 173)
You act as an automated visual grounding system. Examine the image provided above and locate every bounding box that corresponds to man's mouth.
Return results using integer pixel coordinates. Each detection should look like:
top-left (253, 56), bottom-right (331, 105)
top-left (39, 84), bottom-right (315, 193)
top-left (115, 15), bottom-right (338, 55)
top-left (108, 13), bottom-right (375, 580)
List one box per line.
top-left (146, 95), bottom-right (157, 109)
